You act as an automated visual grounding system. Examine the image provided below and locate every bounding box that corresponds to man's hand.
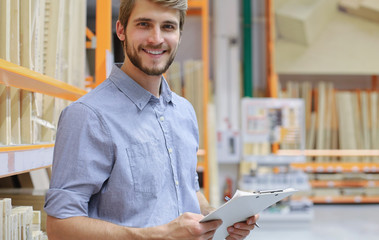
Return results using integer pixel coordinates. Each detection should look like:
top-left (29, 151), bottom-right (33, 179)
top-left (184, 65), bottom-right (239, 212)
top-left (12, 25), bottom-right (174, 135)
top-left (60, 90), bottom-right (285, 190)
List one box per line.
top-left (164, 212), bottom-right (222, 240)
top-left (225, 214), bottom-right (259, 240)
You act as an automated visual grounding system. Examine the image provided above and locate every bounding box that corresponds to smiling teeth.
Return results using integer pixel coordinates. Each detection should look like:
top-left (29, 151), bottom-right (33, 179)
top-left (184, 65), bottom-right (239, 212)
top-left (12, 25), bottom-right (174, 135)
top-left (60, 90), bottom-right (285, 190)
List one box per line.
top-left (146, 50), bottom-right (164, 55)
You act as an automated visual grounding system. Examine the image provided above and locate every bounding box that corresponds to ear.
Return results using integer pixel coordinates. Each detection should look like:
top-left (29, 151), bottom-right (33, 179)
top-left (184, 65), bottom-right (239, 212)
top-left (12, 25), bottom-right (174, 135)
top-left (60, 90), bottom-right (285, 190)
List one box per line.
top-left (116, 20), bottom-right (126, 41)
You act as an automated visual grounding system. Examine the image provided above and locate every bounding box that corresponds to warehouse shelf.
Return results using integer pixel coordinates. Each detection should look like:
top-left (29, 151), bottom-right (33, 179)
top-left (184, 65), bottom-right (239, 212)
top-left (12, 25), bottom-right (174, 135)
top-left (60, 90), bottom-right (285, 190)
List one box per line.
top-left (0, 144), bottom-right (54, 178)
top-left (310, 196), bottom-right (379, 204)
top-left (244, 155), bottom-right (305, 166)
top-left (310, 180), bottom-right (379, 188)
top-left (0, 59), bottom-right (87, 101)
top-left (291, 162), bottom-right (379, 173)
top-left (278, 149), bottom-right (379, 157)
top-left (0, 56), bottom-right (86, 178)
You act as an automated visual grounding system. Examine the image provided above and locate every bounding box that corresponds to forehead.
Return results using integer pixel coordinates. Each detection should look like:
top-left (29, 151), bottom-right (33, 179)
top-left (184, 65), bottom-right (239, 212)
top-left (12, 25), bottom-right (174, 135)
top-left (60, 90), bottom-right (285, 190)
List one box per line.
top-left (129, 0), bottom-right (180, 24)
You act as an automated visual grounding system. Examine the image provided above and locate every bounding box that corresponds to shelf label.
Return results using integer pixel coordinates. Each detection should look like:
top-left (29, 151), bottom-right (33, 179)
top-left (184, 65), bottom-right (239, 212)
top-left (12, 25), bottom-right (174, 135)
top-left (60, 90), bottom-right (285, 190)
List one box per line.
top-left (327, 181), bottom-right (335, 188)
top-left (351, 166), bottom-right (359, 173)
top-left (354, 196), bottom-right (362, 203)
top-left (325, 196), bottom-right (333, 203)
top-left (367, 181), bottom-right (375, 187)
top-left (327, 166), bottom-right (334, 172)
top-left (305, 166), bottom-right (313, 172)
top-left (316, 166), bottom-right (324, 172)
top-left (363, 166), bottom-right (370, 172)
top-left (336, 166), bottom-right (343, 172)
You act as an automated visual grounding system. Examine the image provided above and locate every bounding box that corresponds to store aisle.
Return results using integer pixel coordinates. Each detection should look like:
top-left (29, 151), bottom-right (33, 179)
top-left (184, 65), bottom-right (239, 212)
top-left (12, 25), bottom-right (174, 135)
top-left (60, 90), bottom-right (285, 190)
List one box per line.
top-left (247, 205), bottom-right (379, 240)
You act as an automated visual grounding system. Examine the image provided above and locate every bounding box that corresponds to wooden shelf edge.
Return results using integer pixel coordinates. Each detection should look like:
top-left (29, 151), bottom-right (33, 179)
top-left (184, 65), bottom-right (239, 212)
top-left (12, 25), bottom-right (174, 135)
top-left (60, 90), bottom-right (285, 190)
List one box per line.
top-left (310, 196), bottom-right (379, 204)
top-left (0, 59), bottom-right (87, 101)
top-left (0, 165), bottom-right (52, 179)
top-left (0, 146), bottom-right (54, 178)
top-left (0, 144), bottom-right (54, 152)
top-left (310, 180), bottom-right (379, 188)
top-left (278, 149), bottom-right (379, 156)
top-left (291, 162), bottom-right (379, 173)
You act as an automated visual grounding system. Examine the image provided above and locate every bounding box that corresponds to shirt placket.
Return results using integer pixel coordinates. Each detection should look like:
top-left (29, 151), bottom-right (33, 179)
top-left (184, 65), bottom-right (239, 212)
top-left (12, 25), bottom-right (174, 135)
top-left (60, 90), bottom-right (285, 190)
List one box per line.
top-left (153, 101), bottom-right (182, 216)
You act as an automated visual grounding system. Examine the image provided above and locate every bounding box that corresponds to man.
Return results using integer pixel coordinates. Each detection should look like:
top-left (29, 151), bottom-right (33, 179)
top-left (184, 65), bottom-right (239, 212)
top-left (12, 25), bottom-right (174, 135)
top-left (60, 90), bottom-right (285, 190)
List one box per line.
top-left (44, 0), bottom-right (258, 239)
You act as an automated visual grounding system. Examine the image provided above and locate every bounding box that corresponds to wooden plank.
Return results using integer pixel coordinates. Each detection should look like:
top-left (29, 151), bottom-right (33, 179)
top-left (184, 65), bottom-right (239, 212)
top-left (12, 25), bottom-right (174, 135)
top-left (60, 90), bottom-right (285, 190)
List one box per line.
top-left (360, 92), bottom-right (370, 162)
top-left (20, 90), bottom-right (33, 144)
top-left (0, 0), bottom-right (11, 61)
top-left (316, 82), bottom-right (326, 162)
top-left (330, 88), bottom-right (338, 161)
top-left (32, 0), bottom-right (46, 75)
top-left (10, 88), bottom-right (21, 144)
top-left (351, 92), bottom-right (362, 162)
top-left (67, 0), bottom-right (86, 89)
top-left (371, 92), bottom-right (378, 162)
top-left (42, 0), bottom-right (63, 142)
top-left (20, 0), bottom-right (34, 145)
top-left (166, 62), bottom-right (182, 96)
top-left (10, 0), bottom-right (20, 65)
top-left (0, 86), bottom-right (11, 145)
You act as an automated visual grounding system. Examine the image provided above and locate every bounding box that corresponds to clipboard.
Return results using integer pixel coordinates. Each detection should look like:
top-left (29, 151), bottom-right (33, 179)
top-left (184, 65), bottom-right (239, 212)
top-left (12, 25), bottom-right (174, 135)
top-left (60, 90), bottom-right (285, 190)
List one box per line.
top-left (200, 188), bottom-right (298, 240)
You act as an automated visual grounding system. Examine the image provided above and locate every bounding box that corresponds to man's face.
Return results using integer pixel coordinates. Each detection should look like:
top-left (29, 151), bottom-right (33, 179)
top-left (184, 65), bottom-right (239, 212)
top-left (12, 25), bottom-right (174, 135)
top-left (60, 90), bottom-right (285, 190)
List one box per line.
top-left (124, 0), bottom-right (181, 76)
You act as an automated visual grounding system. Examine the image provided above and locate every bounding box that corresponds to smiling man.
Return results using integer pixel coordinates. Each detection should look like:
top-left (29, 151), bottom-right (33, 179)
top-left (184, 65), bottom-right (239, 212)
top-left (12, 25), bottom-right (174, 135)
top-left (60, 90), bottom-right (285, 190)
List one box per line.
top-left (44, 0), bottom-right (258, 239)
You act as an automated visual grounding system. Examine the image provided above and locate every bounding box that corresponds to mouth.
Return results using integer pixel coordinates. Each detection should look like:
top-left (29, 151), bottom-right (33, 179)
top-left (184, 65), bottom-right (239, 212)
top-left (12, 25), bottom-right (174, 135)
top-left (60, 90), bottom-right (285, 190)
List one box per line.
top-left (143, 49), bottom-right (167, 56)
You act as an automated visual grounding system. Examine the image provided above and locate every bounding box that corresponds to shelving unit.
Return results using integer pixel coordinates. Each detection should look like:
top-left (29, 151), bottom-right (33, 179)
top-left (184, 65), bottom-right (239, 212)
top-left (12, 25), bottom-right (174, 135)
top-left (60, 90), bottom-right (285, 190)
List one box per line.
top-left (0, 59), bottom-right (86, 179)
top-left (271, 1), bottom-right (379, 204)
top-left (0, 144), bottom-right (54, 178)
top-left (182, 0), bottom-right (210, 199)
top-left (0, 59), bottom-right (86, 101)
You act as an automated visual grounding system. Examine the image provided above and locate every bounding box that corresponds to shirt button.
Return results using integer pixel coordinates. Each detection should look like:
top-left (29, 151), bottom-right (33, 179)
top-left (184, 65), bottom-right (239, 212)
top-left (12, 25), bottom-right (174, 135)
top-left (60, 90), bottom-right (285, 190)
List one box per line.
top-left (175, 180), bottom-right (179, 186)
top-left (168, 148), bottom-right (173, 154)
top-left (160, 116), bottom-right (165, 121)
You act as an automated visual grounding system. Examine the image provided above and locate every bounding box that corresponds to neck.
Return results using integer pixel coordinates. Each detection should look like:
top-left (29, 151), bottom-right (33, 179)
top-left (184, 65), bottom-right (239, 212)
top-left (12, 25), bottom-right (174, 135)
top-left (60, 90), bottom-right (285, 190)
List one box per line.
top-left (120, 60), bottom-right (162, 98)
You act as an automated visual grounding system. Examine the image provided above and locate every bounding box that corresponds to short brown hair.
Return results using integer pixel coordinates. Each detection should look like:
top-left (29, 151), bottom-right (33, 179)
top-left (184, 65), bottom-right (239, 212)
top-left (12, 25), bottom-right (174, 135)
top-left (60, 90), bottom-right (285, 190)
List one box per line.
top-left (118, 0), bottom-right (187, 31)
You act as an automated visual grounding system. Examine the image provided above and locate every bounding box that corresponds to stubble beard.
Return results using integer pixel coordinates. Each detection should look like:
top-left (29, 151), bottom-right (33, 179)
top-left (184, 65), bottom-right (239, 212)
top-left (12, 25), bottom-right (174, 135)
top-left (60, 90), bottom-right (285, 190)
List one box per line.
top-left (125, 41), bottom-right (177, 76)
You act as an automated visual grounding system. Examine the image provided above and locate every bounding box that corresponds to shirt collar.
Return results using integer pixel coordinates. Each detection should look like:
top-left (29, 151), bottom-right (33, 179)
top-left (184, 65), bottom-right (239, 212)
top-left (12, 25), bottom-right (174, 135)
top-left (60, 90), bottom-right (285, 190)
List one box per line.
top-left (109, 64), bottom-right (174, 110)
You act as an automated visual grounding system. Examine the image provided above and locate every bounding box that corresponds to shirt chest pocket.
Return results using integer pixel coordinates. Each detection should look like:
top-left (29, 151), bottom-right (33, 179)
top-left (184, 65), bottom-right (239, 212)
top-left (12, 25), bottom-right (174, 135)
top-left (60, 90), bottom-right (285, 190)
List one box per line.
top-left (126, 140), bottom-right (165, 194)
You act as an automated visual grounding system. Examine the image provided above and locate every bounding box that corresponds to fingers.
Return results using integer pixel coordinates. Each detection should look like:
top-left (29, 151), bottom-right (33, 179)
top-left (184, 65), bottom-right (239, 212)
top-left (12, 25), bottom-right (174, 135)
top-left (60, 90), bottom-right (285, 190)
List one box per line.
top-left (201, 219), bottom-right (223, 232)
top-left (226, 215), bottom-right (259, 240)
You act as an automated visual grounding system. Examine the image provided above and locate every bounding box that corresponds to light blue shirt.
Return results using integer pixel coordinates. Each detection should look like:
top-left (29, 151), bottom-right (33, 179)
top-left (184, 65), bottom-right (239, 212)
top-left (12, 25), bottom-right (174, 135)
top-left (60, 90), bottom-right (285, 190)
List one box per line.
top-left (44, 64), bottom-right (201, 227)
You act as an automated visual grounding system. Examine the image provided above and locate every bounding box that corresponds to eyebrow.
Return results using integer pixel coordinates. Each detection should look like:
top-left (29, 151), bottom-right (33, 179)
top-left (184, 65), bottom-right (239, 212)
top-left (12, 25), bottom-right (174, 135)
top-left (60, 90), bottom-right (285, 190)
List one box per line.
top-left (133, 17), bottom-right (178, 26)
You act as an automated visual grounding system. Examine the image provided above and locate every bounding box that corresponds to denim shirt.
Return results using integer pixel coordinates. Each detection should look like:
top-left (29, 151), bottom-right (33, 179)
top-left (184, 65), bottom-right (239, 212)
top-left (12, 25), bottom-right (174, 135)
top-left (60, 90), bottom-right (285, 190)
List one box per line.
top-left (44, 64), bottom-right (201, 227)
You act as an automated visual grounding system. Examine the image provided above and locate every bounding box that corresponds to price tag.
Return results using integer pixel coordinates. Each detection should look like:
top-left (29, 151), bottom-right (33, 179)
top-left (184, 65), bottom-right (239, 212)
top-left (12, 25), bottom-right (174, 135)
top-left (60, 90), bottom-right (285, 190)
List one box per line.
top-left (327, 181), bottom-right (335, 188)
top-left (367, 181), bottom-right (375, 187)
top-left (305, 166), bottom-right (313, 172)
top-left (351, 166), bottom-right (359, 173)
top-left (354, 196), bottom-right (362, 203)
top-left (325, 196), bottom-right (333, 203)
top-left (336, 166), bottom-right (343, 172)
top-left (316, 166), bottom-right (324, 172)
top-left (327, 166), bottom-right (334, 172)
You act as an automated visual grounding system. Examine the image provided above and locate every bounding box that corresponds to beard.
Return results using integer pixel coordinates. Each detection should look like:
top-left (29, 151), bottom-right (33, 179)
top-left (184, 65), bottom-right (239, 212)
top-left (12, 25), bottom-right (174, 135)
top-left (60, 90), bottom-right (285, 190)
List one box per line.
top-left (125, 40), bottom-right (177, 76)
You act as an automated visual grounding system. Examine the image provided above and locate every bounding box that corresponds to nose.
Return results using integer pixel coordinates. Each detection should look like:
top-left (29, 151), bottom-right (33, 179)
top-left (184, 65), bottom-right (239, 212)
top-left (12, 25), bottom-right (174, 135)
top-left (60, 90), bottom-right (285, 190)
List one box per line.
top-left (147, 26), bottom-right (164, 45)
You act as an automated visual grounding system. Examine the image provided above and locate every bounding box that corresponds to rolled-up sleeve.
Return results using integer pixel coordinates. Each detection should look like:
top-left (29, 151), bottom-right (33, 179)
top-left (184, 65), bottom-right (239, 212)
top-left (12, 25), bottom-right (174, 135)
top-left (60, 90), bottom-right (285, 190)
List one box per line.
top-left (44, 102), bottom-right (114, 219)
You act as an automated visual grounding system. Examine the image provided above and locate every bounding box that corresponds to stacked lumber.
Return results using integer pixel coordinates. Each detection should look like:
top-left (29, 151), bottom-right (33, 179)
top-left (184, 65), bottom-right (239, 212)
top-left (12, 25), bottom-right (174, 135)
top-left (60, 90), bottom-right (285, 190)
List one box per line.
top-left (0, 0), bottom-right (86, 145)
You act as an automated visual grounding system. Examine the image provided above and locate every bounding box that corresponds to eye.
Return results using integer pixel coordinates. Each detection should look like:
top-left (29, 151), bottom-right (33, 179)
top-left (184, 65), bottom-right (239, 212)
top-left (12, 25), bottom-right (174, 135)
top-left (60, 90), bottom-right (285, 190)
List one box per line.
top-left (162, 24), bottom-right (176, 31)
top-left (137, 22), bottom-right (150, 28)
